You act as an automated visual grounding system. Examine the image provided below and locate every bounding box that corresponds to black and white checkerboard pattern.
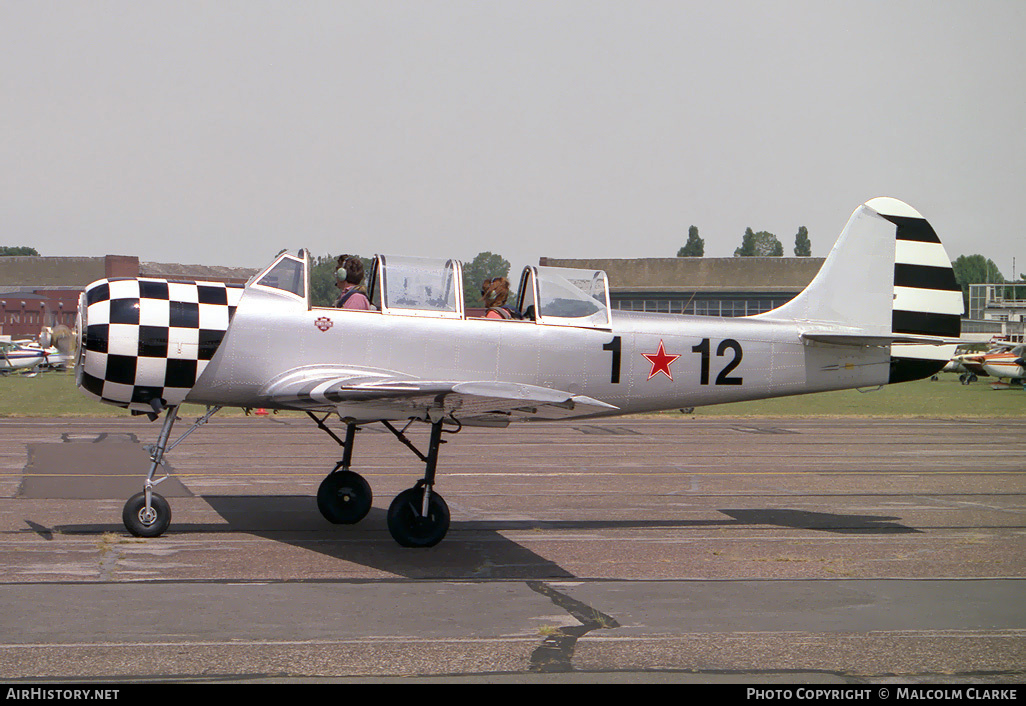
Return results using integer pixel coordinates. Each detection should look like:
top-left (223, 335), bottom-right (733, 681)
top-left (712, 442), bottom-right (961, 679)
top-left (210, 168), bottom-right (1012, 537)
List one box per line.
top-left (79, 278), bottom-right (244, 411)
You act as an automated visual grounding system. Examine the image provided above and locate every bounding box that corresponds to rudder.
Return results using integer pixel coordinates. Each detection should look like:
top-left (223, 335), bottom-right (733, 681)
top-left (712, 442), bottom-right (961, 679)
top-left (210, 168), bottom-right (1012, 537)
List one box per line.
top-left (869, 198), bottom-right (963, 382)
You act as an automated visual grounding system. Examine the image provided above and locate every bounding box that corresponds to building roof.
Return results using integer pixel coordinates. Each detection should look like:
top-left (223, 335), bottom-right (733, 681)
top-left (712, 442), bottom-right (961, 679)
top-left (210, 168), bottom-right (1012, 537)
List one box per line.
top-left (0, 256), bottom-right (108, 287)
top-left (0, 290), bottom-right (50, 300)
top-left (139, 262), bottom-right (258, 281)
top-left (539, 256), bottom-right (825, 293)
top-left (0, 255), bottom-right (259, 289)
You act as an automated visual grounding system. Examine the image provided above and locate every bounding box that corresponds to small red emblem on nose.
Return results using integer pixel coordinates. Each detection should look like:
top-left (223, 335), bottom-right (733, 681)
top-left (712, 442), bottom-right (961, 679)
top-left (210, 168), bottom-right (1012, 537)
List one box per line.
top-left (315, 316), bottom-right (333, 332)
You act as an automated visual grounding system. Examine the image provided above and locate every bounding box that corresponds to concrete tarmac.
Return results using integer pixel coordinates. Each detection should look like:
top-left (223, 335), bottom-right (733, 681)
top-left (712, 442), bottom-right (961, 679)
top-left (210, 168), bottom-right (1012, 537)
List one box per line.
top-left (0, 415), bottom-right (1023, 682)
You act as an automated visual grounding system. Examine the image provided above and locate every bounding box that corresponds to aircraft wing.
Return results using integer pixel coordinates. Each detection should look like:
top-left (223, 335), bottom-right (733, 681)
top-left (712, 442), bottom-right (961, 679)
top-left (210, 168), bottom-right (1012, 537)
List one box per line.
top-left (257, 366), bottom-right (618, 424)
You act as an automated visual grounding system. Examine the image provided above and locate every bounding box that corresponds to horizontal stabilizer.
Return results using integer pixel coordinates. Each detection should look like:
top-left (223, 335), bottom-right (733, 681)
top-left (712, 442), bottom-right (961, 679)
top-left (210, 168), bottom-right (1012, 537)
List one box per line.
top-left (801, 332), bottom-right (963, 347)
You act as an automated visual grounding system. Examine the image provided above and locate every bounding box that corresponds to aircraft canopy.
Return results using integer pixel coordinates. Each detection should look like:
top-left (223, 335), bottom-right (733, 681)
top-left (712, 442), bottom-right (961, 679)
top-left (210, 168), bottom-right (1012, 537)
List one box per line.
top-left (375, 255), bottom-right (463, 319)
top-left (524, 266), bottom-right (611, 329)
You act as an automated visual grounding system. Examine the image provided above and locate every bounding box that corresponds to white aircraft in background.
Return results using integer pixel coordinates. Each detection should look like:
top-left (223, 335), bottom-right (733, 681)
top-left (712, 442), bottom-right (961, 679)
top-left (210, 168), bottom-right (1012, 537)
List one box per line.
top-left (1, 325), bottom-right (76, 375)
top-left (0, 340), bottom-right (48, 376)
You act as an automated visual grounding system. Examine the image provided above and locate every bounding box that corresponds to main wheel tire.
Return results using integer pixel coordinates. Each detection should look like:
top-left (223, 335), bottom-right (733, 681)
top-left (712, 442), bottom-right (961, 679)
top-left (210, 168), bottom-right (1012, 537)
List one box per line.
top-left (122, 492), bottom-right (171, 538)
top-left (317, 470), bottom-right (373, 524)
top-left (387, 487), bottom-right (450, 548)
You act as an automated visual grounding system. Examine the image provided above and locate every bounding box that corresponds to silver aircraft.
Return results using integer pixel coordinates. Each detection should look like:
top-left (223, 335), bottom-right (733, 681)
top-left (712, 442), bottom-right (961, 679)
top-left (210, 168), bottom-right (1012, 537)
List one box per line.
top-left (74, 197), bottom-right (963, 547)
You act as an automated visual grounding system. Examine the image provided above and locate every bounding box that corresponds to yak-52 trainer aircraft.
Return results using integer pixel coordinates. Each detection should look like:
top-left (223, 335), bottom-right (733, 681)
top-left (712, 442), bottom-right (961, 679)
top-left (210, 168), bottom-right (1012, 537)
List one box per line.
top-left (74, 197), bottom-right (963, 547)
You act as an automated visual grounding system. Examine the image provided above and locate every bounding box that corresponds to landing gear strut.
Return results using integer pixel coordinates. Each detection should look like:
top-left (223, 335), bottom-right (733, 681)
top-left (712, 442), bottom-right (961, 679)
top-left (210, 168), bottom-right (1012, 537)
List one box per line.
top-left (384, 420), bottom-right (451, 547)
top-left (310, 417), bottom-right (373, 524)
top-left (122, 404), bottom-right (220, 537)
top-left (309, 412), bottom-right (456, 547)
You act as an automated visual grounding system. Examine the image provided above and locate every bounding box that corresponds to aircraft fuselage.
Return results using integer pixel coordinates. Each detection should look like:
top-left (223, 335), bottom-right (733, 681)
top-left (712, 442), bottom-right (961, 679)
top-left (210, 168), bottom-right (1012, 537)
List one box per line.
top-left (186, 286), bottom-right (890, 419)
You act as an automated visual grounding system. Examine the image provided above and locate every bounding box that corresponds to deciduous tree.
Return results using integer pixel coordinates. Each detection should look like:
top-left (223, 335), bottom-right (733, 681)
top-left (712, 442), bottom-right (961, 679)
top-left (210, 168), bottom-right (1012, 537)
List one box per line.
top-left (677, 225), bottom-right (704, 257)
top-left (734, 228), bottom-right (783, 257)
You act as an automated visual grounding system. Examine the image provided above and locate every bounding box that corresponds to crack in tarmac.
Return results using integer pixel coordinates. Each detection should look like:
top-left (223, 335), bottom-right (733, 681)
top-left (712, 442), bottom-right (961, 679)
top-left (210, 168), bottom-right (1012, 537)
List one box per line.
top-left (525, 580), bottom-right (621, 673)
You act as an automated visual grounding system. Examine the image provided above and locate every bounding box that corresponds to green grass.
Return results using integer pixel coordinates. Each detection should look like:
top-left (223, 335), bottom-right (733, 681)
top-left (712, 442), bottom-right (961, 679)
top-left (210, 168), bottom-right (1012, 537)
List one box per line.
top-left (685, 374), bottom-right (1026, 418)
top-left (0, 369), bottom-right (1022, 418)
top-left (0, 370), bottom-right (264, 418)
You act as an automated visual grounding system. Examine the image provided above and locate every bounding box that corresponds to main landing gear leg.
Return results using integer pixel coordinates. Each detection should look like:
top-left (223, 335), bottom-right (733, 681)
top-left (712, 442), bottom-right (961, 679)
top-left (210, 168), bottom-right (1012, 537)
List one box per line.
top-left (311, 413), bottom-right (372, 525)
top-left (121, 404), bottom-right (221, 538)
top-left (384, 419), bottom-right (451, 548)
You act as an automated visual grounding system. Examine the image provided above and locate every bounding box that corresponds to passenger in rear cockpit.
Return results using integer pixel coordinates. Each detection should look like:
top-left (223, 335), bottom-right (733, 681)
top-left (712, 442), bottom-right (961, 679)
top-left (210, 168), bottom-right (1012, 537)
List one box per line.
top-left (334, 255), bottom-right (371, 310)
top-left (482, 277), bottom-right (521, 319)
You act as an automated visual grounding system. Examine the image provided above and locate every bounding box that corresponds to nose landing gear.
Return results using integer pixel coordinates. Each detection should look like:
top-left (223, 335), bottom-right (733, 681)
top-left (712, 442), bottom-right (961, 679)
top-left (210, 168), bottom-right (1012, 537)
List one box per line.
top-left (121, 403), bottom-right (220, 538)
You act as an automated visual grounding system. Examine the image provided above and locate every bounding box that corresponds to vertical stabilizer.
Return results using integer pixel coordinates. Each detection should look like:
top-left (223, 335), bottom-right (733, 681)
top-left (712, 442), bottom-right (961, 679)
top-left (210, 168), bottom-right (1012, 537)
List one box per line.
top-left (759, 197), bottom-right (962, 383)
top-left (760, 199), bottom-right (897, 336)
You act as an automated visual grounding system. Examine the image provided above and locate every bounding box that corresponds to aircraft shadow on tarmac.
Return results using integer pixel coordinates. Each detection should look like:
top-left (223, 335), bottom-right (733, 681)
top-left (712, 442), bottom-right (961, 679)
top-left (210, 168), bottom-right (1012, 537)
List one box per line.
top-left (46, 496), bottom-right (919, 580)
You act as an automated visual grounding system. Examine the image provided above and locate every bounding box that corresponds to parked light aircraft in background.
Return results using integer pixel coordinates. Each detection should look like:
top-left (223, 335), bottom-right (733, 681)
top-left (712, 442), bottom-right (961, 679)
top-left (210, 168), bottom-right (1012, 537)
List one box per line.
top-left (74, 197), bottom-right (964, 547)
top-left (1, 325), bottom-right (76, 376)
top-left (956, 342), bottom-right (1026, 388)
top-left (0, 340), bottom-right (48, 376)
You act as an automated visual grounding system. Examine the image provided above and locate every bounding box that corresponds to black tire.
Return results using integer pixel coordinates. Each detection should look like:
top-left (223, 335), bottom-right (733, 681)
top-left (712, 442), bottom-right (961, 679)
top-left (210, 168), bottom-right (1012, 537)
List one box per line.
top-left (317, 470), bottom-right (372, 524)
top-left (122, 492), bottom-right (171, 538)
top-left (387, 487), bottom-right (450, 548)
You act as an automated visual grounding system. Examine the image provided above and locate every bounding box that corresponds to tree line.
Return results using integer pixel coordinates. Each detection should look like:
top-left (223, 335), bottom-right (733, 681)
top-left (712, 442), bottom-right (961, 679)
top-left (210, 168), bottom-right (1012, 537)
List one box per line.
top-left (677, 225), bottom-right (811, 257)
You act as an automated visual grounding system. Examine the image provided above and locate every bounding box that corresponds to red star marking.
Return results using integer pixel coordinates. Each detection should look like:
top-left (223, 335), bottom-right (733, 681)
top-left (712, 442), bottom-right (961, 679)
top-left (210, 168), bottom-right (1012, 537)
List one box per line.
top-left (642, 340), bottom-right (680, 381)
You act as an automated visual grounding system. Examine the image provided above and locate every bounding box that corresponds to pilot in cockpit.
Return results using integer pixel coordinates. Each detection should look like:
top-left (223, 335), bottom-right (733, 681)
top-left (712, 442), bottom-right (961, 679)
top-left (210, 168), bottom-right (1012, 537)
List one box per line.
top-left (334, 255), bottom-right (372, 310)
top-left (482, 277), bottom-right (521, 320)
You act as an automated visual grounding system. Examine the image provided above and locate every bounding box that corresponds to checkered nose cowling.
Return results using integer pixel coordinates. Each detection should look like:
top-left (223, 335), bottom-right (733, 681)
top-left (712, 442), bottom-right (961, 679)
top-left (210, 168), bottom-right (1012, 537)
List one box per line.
top-left (75, 278), bottom-right (244, 412)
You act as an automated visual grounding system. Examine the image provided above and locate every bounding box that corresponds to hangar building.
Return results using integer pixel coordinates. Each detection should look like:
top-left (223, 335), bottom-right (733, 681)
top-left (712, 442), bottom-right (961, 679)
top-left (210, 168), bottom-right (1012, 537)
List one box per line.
top-left (539, 256), bottom-right (826, 317)
top-left (0, 255), bottom-right (257, 339)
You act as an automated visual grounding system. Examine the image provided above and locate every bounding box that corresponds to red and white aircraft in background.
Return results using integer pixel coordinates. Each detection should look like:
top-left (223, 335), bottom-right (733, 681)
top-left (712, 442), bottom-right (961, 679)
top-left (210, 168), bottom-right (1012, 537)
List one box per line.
top-left (952, 338), bottom-right (1026, 388)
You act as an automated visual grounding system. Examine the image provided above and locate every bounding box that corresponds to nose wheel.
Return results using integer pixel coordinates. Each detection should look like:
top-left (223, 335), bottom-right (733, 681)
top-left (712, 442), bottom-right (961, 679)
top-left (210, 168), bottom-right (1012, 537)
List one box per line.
top-left (123, 491), bottom-right (171, 537)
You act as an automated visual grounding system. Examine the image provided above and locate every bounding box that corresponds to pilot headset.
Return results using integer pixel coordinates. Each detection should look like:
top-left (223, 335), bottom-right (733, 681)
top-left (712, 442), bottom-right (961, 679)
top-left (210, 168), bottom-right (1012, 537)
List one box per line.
top-left (335, 255), bottom-right (350, 283)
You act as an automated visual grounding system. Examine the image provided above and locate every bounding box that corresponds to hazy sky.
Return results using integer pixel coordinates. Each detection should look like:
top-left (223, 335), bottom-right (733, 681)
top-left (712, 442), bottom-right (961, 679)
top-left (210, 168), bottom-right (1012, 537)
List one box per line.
top-left (2, 1), bottom-right (1024, 280)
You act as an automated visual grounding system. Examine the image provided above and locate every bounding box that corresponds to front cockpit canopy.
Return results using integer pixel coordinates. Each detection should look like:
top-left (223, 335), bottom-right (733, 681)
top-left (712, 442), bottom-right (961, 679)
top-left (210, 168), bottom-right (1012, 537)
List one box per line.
top-left (256, 256), bottom-right (306, 299)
